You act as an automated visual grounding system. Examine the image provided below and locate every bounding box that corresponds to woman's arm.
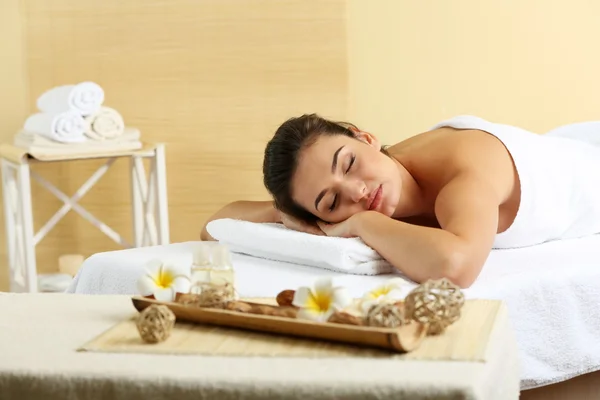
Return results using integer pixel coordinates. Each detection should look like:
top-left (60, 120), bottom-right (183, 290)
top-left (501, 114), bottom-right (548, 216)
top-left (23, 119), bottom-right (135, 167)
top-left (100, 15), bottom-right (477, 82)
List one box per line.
top-left (200, 200), bottom-right (280, 241)
top-left (319, 174), bottom-right (501, 288)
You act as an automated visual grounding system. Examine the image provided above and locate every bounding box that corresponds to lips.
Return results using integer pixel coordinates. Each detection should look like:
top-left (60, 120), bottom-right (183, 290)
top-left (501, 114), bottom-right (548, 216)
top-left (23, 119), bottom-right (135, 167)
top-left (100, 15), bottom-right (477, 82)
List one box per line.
top-left (367, 185), bottom-right (383, 211)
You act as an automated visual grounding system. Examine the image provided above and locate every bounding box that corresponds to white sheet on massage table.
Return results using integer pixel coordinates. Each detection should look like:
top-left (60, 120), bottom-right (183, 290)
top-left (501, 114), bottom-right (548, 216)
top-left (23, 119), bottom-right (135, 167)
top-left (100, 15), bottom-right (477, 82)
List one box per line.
top-left (67, 234), bottom-right (600, 391)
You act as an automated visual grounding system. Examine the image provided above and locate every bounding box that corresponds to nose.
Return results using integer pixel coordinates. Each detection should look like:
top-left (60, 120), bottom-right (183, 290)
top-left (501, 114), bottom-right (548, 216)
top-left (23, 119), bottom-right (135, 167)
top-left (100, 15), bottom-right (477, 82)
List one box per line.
top-left (347, 180), bottom-right (367, 203)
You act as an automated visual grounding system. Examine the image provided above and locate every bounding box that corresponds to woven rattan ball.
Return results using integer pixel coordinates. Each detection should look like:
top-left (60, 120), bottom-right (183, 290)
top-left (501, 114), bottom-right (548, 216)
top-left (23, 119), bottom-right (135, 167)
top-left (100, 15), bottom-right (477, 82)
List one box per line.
top-left (366, 301), bottom-right (406, 328)
top-left (404, 278), bottom-right (465, 335)
top-left (136, 304), bottom-right (176, 343)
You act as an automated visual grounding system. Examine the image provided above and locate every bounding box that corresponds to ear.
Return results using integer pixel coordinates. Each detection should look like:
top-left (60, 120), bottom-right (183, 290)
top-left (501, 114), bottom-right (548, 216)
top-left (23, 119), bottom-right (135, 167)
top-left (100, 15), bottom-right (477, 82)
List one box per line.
top-left (351, 128), bottom-right (382, 150)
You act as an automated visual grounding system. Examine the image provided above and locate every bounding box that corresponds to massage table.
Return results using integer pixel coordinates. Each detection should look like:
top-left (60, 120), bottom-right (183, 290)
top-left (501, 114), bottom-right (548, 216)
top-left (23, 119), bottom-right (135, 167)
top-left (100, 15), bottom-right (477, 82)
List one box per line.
top-left (0, 292), bottom-right (518, 400)
top-left (64, 234), bottom-right (600, 398)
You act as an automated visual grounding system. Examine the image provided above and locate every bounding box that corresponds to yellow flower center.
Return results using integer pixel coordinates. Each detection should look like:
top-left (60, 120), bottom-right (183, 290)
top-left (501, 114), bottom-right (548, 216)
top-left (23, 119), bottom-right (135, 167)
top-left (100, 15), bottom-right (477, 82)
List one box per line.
top-left (308, 291), bottom-right (332, 312)
top-left (155, 269), bottom-right (174, 289)
top-left (370, 286), bottom-right (392, 299)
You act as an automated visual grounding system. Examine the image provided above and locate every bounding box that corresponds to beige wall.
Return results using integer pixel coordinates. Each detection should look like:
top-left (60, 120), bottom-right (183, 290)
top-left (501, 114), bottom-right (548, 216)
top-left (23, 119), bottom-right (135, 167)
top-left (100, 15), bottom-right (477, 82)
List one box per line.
top-left (347, 0), bottom-right (600, 144)
top-left (0, 0), bottom-right (347, 291)
top-left (0, 0), bottom-right (29, 290)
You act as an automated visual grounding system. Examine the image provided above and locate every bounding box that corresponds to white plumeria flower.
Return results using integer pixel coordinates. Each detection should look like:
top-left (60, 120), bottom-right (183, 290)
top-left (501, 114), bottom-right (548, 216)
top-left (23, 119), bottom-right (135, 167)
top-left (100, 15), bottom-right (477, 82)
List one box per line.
top-left (292, 277), bottom-right (352, 322)
top-left (137, 259), bottom-right (191, 302)
top-left (360, 278), bottom-right (408, 313)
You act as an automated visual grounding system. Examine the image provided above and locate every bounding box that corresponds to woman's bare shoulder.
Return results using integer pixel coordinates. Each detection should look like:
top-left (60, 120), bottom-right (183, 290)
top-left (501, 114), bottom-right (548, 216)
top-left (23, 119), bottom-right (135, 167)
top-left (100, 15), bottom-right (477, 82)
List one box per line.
top-left (390, 127), bottom-right (518, 202)
top-left (391, 127), bottom-right (512, 171)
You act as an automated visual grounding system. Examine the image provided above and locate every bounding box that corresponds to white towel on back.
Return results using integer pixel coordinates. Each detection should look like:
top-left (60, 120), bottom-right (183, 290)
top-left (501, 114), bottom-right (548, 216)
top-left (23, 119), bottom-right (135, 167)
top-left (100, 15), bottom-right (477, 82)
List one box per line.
top-left (430, 115), bottom-right (600, 249)
top-left (206, 218), bottom-right (394, 275)
top-left (23, 111), bottom-right (87, 143)
top-left (37, 81), bottom-right (104, 116)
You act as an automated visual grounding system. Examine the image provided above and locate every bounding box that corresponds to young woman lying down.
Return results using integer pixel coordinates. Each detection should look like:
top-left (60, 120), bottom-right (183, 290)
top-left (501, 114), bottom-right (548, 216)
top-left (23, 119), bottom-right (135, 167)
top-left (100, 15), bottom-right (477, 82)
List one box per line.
top-left (201, 114), bottom-right (600, 288)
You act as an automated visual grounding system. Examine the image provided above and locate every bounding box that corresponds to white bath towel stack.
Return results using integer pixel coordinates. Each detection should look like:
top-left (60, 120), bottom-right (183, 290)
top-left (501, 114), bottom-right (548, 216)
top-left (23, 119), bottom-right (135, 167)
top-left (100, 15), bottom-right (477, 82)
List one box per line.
top-left (17, 81), bottom-right (142, 154)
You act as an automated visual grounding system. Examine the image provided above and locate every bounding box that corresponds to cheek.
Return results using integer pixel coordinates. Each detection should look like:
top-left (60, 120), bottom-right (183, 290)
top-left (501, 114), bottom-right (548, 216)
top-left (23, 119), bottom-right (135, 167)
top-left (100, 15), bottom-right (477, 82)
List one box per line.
top-left (359, 157), bottom-right (385, 180)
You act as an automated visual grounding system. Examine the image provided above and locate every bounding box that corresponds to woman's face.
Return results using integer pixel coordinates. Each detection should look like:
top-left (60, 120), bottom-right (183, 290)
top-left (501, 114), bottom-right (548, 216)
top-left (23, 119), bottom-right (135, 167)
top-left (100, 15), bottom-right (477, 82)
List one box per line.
top-left (291, 131), bottom-right (402, 223)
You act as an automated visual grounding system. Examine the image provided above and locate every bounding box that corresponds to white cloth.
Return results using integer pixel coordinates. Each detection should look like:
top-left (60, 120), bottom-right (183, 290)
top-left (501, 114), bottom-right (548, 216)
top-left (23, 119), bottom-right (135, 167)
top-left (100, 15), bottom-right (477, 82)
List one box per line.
top-left (206, 218), bottom-right (395, 275)
top-left (14, 128), bottom-right (142, 156)
top-left (84, 106), bottom-right (125, 140)
top-left (23, 111), bottom-right (87, 143)
top-left (545, 120), bottom-right (600, 146)
top-left (65, 234), bottom-right (600, 390)
top-left (15, 128), bottom-right (140, 149)
top-left (36, 81), bottom-right (105, 116)
top-left (465, 234), bottom-right (600, 389)
top-left (430, 115), bottom-right (600, 249)
top-left (66, 242), bottom-right (400, 297)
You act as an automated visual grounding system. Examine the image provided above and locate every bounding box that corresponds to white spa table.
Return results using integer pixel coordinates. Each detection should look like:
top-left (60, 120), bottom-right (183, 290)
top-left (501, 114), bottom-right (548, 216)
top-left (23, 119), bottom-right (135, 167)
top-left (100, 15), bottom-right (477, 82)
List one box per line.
top-left (0, 292), bottom-right (520, 400)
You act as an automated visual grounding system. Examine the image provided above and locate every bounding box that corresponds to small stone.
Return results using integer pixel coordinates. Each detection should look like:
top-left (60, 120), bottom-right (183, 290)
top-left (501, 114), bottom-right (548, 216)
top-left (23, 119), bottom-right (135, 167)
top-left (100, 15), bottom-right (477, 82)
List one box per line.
top-left (276, 290), bottom-right (296, 307)
top-left (177, 293), bottom-right (202, 306)
top-left (225, 301), bottom-right (254, 313)
top-left (328, 311), bottom-right (365, 326)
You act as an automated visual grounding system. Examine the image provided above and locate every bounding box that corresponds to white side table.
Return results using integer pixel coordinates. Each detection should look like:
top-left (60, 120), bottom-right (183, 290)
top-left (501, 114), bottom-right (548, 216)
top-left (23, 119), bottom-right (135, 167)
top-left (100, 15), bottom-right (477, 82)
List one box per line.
top-left (0, 142), bottom-right (170, 293)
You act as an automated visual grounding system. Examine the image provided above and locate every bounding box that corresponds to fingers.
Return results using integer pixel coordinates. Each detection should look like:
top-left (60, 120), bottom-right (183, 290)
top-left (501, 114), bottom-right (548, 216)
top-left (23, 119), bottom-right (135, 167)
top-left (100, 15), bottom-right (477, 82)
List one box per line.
top-left (281, 217), bottom-right (324, 236)
top-left (305, 223), bottom-right (325, 236)
top-left (315, 221), bottom-right (330, 236)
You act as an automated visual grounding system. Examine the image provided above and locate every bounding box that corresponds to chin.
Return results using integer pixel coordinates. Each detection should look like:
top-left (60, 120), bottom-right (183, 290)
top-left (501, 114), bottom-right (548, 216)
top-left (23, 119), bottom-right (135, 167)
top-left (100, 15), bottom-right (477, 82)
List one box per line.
top-left (368, 186), bottom-right (390, 217)
top-left (386, 191), bottom-right (401, 218)
top-left (381, 205), bottom-right (395, 218)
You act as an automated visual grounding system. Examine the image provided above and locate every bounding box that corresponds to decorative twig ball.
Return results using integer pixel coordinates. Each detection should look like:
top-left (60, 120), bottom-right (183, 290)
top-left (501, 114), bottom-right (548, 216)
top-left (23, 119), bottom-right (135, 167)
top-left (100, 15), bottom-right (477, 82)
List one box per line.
top-left (404, 278), bottom-right (465, 335)
top-left (366, 301), bottom-right (406, 328)
top-left (136, 304), bottom-right (176, 343)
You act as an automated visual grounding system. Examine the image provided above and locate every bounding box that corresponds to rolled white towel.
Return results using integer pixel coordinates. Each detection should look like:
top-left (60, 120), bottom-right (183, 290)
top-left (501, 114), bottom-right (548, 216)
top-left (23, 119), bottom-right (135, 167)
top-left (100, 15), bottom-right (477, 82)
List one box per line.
top-left (84, 106), bottom-right (125, 140)
top-left (23, 112), bottom-right (87, 143)
top-left (36, 81), bottom-right (105, 116)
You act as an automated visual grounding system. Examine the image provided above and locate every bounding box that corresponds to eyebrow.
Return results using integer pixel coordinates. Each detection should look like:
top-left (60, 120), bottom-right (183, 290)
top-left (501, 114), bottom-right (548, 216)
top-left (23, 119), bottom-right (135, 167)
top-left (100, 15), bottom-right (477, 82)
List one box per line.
top-left (314, 145), bottom-right (345, 211)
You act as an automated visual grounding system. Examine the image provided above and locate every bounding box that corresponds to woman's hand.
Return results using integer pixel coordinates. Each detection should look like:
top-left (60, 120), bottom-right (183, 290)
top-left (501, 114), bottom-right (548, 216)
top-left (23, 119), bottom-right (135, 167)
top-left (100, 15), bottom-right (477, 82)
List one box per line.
top-left (316, 213), bottom-right (361, 238)
top-left (279, 212), bottom-right (325, 236)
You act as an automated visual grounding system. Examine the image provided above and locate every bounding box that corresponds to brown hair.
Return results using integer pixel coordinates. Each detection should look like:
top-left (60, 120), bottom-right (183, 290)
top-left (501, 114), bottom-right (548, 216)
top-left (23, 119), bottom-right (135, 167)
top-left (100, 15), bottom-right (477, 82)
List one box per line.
top-left (262, 113), bottom-right (385, 223)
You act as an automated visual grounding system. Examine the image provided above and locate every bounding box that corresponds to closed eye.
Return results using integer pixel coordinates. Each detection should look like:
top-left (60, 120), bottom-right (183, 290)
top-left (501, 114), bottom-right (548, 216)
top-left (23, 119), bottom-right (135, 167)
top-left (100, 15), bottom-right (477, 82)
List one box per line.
top-left (329, 194), bottom-right (337, 212)
top-left (329, 155), bottom-right (355, 212)
top-left (346, 155), bottom-right (356, 173)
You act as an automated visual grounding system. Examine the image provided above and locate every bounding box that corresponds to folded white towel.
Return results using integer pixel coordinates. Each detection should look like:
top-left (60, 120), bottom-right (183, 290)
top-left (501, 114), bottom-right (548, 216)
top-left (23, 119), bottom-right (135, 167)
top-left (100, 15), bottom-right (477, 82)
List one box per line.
top-left (15, 128), bottom-right (140, 149)
top-left (23, 111), bottom-right (87, 143)
top-left (13, 141), bottom-right (143, 159)
top-left (36, 82), bottom-right (104, 116)
top-left (84, 106), bottom-right (125, 140)
top-left (206, 218), bottom-right (395, 275)
top-left (13, 142), bottom-right (143, 158)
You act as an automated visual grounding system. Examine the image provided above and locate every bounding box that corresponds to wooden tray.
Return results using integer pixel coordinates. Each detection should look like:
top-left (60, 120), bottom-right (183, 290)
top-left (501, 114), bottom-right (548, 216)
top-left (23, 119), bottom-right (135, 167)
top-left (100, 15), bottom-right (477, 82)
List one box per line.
top-left (132, 296), bottom-right (428, 353)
